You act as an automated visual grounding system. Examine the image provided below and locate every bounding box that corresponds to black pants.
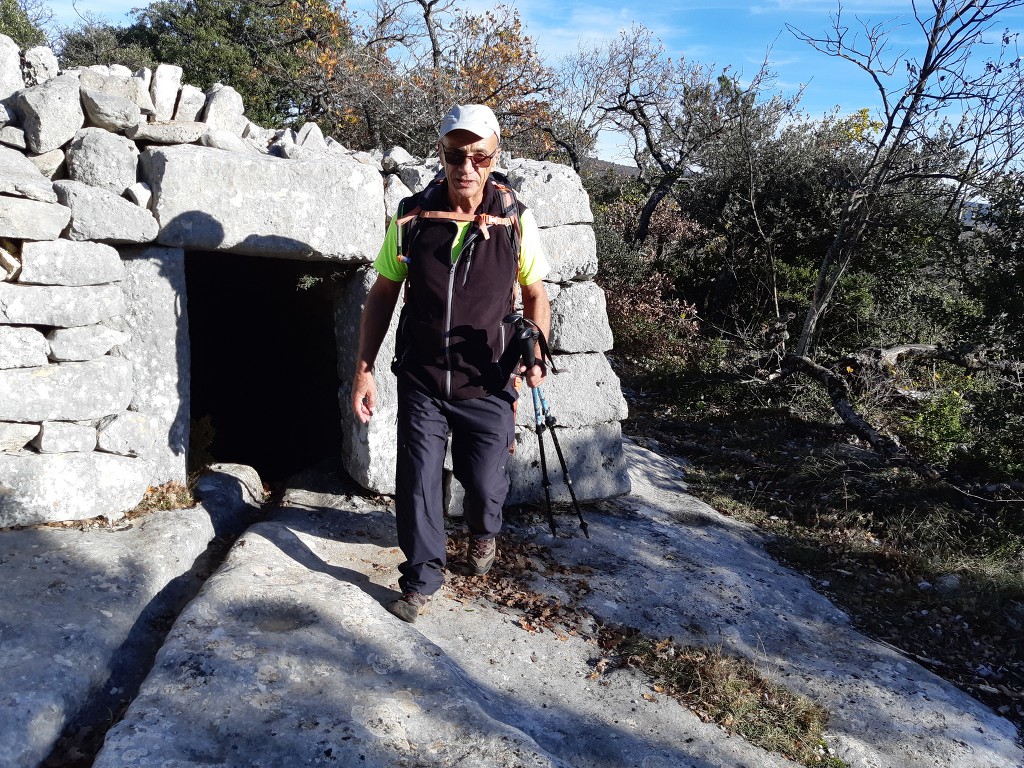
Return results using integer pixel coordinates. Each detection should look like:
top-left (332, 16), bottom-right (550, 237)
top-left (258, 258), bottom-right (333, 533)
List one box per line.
top-left (395, 380), bottom-right (515, 595)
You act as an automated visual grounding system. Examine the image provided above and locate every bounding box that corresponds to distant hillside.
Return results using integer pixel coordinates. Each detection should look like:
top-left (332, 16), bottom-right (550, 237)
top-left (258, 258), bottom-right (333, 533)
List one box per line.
top-left (581, 157), bottom-right (642, 178)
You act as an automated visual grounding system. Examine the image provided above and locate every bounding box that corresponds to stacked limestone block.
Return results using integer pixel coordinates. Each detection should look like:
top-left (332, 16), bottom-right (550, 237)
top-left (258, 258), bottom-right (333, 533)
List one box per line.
top-left (0, 39), bottom-right (162, 527)
top-left (2, 30), bottom-right (626, 525)
top-left (0, 234), bottom-right (157, 527)
top-left (0, 35), bottom-right (383, 527)
top-left (0, 41), bottom-right (174, 527)
top-left (0, 34), bottom-right (385, 263)
top-left (337, 150), bottom-right (631, 506)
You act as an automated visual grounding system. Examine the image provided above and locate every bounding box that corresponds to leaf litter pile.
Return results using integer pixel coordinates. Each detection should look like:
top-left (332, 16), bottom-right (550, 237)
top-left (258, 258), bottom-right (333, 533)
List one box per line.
top-left (444, 526), bottom-right (842, 767)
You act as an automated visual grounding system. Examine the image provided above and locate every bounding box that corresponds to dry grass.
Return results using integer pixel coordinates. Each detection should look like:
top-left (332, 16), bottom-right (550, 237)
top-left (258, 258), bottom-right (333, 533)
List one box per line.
top-left (126, 481), bottom-right (196, 518)
top-left (445, 529), bottom-right (846, 767)
top-left (595, 627), bottom-right (843, 767)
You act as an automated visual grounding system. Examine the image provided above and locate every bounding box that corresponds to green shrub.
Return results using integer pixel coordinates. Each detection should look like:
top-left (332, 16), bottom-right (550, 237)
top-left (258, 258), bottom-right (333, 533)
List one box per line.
top-left (957, 381), bottom-right (1024, 481)
top-left (897, 389), bottom-right (971, 464)
top-left (0, 0), bottom-right (46, 47)
top-left (594, 201), bottom-right (702, 366)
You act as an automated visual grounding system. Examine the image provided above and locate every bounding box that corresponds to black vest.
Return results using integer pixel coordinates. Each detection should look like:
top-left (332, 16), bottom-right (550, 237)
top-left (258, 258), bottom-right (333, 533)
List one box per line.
top-left (392, 178), bottom-right (524, 401)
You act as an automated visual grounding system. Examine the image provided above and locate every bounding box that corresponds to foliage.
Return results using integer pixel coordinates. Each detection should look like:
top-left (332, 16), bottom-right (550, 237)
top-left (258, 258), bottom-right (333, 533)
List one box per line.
top-left (677, 111), bottom-right (860, 340)
top-left (436, 9), bottom-right (552, 152)
top-left (323, 2), bottom-right (553, 154)
top-left (58, 17), bottom-right (155, 71)
top-left (591, 178), bottom-right (701, 366)
top-left (897, 388), bottom-right (972, 464)
top-left (0, 0), bottom-right (46, 47)
top-left (672, 104), bottom-right (994, 357)
top-left (57, 0), bottom-right (350, 128)
top-left (788, 0), bottom-right (1024, 355)
top-left (956, 378), bottom-right (1024, 480)
top-left (131, 0), bottom-right (345, 127)
top-left (974, 172), bottom-right (1024, 356)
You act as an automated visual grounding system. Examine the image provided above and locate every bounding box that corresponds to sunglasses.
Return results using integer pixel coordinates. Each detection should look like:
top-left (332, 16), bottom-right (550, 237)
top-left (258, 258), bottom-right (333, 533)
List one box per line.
top-left (440, 145), bottom-right (499, 168)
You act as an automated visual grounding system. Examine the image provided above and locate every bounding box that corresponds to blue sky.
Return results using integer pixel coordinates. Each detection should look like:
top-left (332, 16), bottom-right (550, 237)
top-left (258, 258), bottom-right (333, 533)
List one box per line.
top-left (47, 1), bottom-right (1024, 162)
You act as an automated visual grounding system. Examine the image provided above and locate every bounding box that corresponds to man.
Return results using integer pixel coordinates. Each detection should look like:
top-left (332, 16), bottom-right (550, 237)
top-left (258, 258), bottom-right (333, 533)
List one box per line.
top-left (351, 104), bottom-right (551, 623)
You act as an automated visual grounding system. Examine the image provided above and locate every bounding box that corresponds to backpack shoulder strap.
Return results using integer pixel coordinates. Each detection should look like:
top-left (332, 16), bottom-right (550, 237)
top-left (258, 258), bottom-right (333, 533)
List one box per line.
top-left (398, 174), bottom-right (523, 248)
top-left (487, 177), bottom-right (523, 311)
top-left (490, 179), bottom-right (522, 254)
top-left (395, 179), bottom-right (446, 263)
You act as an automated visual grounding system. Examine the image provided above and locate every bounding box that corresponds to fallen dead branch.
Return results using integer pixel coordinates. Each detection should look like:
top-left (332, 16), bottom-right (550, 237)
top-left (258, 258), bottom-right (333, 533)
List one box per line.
top-left (781, 353), bottom-right (910, 463)
top-left (839, 343), bottom-right (1024, 379)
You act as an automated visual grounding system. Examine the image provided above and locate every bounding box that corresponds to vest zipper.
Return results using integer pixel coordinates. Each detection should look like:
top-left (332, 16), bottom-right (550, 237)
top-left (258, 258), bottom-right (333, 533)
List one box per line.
top-left (444, 223), bottom-right (463, 399)
top-left (445, 226), bottom-right (484, 397)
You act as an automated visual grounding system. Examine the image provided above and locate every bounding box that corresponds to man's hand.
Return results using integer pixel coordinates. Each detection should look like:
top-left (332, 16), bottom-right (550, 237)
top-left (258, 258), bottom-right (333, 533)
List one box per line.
top-left (352, 369), bottom-right (377, 423)
top-left (520, 362), bottom-right (546, 389)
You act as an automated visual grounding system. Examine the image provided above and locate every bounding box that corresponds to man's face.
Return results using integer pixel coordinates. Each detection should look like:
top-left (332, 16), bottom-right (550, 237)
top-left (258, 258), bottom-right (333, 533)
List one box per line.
top-left (439, 129), bottom-right (500, 203)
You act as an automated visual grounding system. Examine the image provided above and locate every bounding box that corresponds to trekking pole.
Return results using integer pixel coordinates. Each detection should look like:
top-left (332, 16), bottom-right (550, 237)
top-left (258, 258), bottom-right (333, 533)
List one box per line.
top-left (515, 321), bottom-right (557, 535)
top-left (505, 314), bottom-right (590, 539)
top-left (533, 383), bottom-right (590, 539)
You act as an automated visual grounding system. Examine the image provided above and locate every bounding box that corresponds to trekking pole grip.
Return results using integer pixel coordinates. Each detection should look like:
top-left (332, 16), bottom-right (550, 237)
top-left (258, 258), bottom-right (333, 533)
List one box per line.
top-left (517, 326), bottom-right (538, 371)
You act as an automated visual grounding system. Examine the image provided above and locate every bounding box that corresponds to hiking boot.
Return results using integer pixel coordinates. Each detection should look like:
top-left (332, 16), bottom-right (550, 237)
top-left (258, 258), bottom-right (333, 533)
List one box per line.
top-left (385, 592), bottom-right (431, 623)
top-left (468, 537), bottom-right (496, 575)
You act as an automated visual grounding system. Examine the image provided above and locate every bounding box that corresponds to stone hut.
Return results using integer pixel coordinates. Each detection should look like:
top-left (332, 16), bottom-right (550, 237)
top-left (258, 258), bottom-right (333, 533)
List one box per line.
top-left (0, 36), bottom-right (630, 528)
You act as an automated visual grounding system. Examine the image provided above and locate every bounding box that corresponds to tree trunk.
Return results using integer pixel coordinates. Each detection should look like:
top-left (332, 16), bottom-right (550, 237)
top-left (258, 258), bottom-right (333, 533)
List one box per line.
top-left (419, 0), bottom-right (442, 71)
top-left (794, 198), bottom-right (869, 356)
top-left (634, 177), bottom-right (675, 243)
top-left (544, 130), bottom-right (582, 173)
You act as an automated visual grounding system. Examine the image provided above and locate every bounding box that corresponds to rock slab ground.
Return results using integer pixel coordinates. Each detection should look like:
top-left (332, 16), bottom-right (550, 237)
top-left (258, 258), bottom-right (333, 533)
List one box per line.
top-left (0, 465), bottom-right (261, 768)
top-left (82, 442), bottom-right (1021, 768)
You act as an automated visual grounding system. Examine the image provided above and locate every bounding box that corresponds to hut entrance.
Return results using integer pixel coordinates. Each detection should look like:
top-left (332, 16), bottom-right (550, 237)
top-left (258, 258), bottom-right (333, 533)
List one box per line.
top-left (184, 252), bottom-right (345, 487)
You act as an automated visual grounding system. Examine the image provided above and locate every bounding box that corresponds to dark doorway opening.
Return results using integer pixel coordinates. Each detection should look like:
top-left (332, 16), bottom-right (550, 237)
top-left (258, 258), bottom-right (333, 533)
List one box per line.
top-left (185, 252), bottom-right (346, 486)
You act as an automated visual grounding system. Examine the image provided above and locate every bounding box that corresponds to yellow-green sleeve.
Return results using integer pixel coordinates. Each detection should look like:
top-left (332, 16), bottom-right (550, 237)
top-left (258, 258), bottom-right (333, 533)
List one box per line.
top-left (518, 208), bottom-right (549, 286)
top-left (372, 215), bottom-right (408, 282)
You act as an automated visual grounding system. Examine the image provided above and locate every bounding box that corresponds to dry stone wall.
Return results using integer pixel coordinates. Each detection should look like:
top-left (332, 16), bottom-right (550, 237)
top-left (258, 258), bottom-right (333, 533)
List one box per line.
top-left (0, 34), bottom-right (629, 528)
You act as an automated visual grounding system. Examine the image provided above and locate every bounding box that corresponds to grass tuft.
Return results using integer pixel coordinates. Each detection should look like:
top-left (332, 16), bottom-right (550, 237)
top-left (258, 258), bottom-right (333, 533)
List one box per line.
top-left (596, 626), bottom-right (845, 767)
top-left (127, 481), bottom-right (196, 517)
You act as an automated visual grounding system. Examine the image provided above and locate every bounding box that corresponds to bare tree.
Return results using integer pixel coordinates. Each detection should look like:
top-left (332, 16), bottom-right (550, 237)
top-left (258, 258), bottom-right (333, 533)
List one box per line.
top-left (20, 0), bottom-right (50, 31)
top-left (581, 25), bottom-right (784, 243)
top-left (543, 44), bottom-right (616, 172)
top-left (788, 0), bottom-right (1024, 356)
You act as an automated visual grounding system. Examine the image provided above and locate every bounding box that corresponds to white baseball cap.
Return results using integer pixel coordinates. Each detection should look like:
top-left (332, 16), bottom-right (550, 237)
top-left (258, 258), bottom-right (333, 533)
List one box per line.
top-left (439, 104), bottom-right (501, 141)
